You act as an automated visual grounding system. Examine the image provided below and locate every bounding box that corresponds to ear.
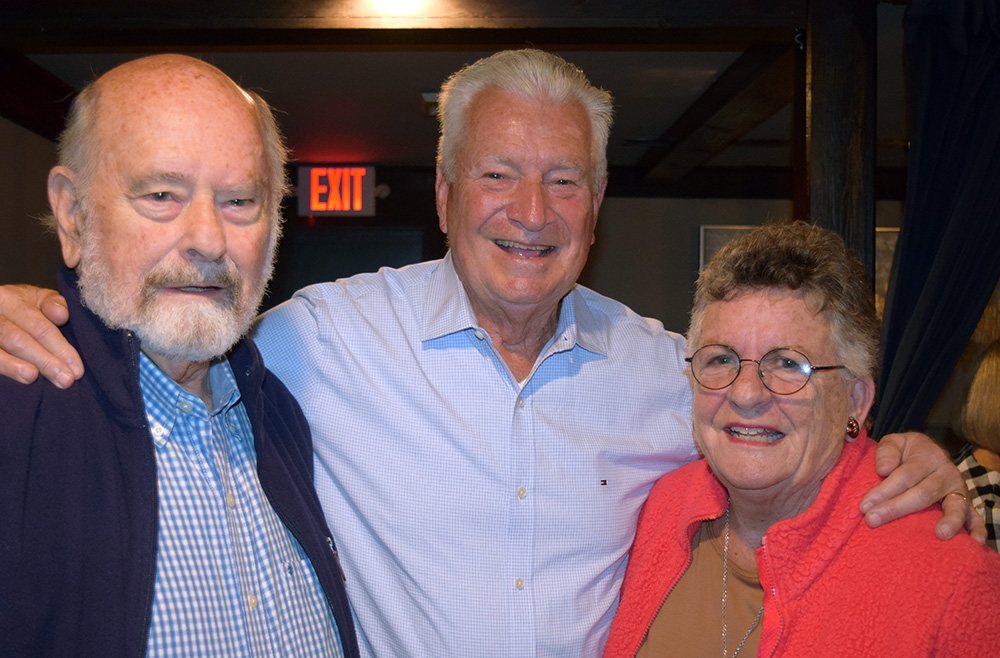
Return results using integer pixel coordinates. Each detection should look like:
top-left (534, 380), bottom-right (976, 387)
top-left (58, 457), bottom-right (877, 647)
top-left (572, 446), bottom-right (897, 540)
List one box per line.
top-left (48, 166), bottom-right (85, 268)
top-left (848, 375), bottom-right (876, 439)
top-left (435, 167), bottom-right (450, 235)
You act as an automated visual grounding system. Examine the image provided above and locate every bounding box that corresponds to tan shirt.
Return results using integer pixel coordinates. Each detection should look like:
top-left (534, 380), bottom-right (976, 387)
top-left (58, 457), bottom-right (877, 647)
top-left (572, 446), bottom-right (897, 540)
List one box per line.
top-left (636, 521), bottom-right (764, 657)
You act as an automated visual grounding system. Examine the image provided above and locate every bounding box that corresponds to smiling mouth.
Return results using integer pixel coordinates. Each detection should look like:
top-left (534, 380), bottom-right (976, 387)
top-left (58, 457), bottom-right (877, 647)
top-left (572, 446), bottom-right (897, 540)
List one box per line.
top-left (495, 239), bottom-right (554, 256)
top-left (726, 426), bottom-right (784, 444)
top-left (172, 286), bottom-right (223, 293)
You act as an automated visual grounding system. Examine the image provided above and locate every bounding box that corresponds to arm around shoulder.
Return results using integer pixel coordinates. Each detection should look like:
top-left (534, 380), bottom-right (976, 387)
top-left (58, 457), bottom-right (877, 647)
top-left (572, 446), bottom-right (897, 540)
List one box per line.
top-left (0, 284), bottom-right (81, 388)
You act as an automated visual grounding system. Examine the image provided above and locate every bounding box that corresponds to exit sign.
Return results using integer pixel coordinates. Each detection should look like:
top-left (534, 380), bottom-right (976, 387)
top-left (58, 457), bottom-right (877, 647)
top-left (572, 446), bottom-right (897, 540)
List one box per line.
top-left (298, 165), bottom-right (375, 217)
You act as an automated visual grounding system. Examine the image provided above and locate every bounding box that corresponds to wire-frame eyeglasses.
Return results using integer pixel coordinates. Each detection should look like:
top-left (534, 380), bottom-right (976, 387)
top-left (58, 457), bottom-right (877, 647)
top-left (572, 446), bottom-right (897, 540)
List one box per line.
top-left (685, 344), bottom-right (846, 395)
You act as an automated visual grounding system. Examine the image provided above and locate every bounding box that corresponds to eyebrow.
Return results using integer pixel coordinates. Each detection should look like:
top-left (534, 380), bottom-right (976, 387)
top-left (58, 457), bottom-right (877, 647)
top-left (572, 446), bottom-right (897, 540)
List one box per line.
top-left (126, 173), bottom-right (267, 198)
top-left (480, 155), bottom-right (587, 174)
top-left (126, 172), bottom-right (190, 195)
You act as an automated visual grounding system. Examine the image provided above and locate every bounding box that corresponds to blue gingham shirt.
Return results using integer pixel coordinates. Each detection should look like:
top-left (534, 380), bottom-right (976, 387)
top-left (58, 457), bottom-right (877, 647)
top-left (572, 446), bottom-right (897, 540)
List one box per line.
top-left (139, 353), bottom-right (344, 657)
top-left (253, 253), bottom-right (697, 657)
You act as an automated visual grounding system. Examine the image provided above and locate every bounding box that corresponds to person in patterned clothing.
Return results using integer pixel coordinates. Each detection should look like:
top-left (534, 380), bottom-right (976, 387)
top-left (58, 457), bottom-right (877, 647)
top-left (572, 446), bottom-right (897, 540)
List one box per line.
top-left (957, 340), bottom-right (1000, 552)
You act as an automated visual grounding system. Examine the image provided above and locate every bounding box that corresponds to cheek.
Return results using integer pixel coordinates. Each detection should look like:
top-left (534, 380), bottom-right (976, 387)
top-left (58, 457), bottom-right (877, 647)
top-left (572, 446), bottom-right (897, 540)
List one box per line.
top-left (230, 226), bottom-right (274, 276)
top-left (692, 389), bottom-right (721, 420)
top-left (98, 232), bottom-right (149, 283)
top-left (690, 393), bottom-right (721, 447)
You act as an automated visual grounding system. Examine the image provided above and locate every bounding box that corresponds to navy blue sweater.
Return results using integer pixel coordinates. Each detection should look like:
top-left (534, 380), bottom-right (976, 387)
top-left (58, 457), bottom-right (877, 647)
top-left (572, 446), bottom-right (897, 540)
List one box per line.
top-left (0, 268), bottom-right (359, 658)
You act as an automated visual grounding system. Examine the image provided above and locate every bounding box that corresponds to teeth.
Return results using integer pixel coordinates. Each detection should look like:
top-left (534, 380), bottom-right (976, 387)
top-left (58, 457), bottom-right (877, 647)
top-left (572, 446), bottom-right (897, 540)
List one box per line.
top-left (727, 426), bottom-right (783, 443)
top-left (496, 240), bottom-right (551, 252)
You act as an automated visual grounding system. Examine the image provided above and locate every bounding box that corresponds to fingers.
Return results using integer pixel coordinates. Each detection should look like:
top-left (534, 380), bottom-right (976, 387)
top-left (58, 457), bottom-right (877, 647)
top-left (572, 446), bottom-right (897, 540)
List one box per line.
top-left (862, 431), bottom-right (956, 528)
top-left (39, 292), bottom-right (71, 325)
top-left (863, 432), bottom-right (946, 512)
top-left (0, 285), bottom-right (82, 388)
top-left (871, 433), bottom-right (905, 478)
top-left (965, 506), bottom-right (988, 544)
top-left (864, 432), bottom-right (985, 542)
top-left (861, 473), bottom-right (946, 529)
top-left (935, 490), bottom-right (986, 543)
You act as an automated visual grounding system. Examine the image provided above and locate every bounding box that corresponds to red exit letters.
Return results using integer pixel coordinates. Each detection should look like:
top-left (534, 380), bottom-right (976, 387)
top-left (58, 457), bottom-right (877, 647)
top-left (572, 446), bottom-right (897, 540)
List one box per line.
top-left (311, 167), bottom-right (366, 211)
top-left (298, 165), bottom-right (375, 217)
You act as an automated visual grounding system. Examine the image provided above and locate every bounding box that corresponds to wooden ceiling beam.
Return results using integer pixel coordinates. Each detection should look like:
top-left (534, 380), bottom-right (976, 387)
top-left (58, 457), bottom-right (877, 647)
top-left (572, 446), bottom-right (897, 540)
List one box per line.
top-left (3, 1), bottom-right (804, 50)
top-left (0, 49), bottom-right (76, 141)
top-left (637, 44), bottom-right (796, 184)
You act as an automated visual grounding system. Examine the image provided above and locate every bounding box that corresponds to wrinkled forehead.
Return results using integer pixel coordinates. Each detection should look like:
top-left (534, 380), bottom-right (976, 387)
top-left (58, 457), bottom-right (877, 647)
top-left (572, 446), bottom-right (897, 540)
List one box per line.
top-left (87, 68), bottom-right (266, 184)
top-left (94, 61), bottom-right (255, 136)
top-left (691, 286), bottom-right (827, 342)
top-left (460, 87), bottom-right (594, 168)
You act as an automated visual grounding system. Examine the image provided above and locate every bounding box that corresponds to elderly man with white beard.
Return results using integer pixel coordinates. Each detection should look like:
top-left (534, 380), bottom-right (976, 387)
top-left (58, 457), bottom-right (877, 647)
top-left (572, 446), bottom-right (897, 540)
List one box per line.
top-left (0, 55), bottom-right (359, 658)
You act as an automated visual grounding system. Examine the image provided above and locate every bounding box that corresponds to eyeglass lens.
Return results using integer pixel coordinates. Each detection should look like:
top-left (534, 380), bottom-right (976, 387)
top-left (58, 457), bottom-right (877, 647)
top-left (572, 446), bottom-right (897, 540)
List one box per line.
top-left (689, 345), bottom-right (815, 394)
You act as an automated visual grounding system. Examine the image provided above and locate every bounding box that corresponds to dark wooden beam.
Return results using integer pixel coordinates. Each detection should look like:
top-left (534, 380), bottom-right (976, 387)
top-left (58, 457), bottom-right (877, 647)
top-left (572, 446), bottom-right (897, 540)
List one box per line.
top-left (637, 44), bottom-right (796, 183)
top-left (3, 1), bottom-right (805, 32)
top-left (0, 49), bottom-right (76, 140)
top-left (791, 34), bottom-right (808, 220)
top-left (801, 0), bottom-right (876, 280)
top-left (2, 1), bottom-right (804, 51)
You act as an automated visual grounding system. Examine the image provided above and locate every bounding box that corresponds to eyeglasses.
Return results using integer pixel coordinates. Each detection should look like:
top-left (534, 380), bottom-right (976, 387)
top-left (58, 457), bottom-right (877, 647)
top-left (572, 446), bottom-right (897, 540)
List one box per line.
top-left (685, 344), bottom-right (846, 395)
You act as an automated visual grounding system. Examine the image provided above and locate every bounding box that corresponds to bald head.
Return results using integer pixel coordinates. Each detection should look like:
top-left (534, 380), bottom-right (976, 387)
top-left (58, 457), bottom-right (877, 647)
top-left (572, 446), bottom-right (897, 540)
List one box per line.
top-left (55, 54), bottom-right (288, 228)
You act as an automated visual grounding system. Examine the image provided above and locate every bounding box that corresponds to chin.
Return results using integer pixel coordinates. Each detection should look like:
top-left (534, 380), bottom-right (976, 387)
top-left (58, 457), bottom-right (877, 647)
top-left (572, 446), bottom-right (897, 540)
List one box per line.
top-left (134, 297), bottom-right (254, 362)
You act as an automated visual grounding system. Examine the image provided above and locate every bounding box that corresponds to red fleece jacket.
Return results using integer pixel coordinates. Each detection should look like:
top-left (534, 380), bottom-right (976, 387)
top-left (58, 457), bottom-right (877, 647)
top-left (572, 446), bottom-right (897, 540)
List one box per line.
top-left (604, 436), bottom-right (1000, 657)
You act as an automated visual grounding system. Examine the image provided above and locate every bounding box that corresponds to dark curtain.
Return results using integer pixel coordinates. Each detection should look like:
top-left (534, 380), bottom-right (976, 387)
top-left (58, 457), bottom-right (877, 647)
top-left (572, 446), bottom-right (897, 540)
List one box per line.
top-left (873, 0), bottom-right (1000, 439)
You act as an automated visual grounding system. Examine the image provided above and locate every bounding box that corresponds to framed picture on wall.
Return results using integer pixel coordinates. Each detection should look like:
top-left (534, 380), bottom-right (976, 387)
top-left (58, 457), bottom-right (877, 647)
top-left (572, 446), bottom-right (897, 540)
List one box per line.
top-left (698, 225), bottom-right (755, 271)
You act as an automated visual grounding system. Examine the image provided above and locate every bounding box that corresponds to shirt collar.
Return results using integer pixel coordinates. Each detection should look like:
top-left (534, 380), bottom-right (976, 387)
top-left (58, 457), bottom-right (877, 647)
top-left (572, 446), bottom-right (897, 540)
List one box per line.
top-left (420, 250), bottom-right (609, 357)
top-left (139, 352), bottom-right (242, 446)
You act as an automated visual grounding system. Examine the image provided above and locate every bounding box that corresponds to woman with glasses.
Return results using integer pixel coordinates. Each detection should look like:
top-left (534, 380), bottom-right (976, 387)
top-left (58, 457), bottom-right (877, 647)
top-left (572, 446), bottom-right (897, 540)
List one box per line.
top-left (603, 222), bottom-right (1000, 658)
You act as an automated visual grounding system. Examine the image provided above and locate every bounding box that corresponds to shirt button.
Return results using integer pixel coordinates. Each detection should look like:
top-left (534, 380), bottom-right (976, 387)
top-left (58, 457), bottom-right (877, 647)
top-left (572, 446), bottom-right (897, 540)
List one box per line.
top-left (178, 400), bottom-right (193, 413)
top-left (151, 424), bottom-right (165, 437)
top-left (515, 578), bottom-right (525, 590)
top-left (248, 594), bottom-right (258, 609)
top-left (226, 494), bottom-right (236, 508)
top-left (474, 330), bottom-right (485, 340)
top-left (516, 397), bottom-right (525, 408)
top-left (517, 487), bottom-right (527, 499)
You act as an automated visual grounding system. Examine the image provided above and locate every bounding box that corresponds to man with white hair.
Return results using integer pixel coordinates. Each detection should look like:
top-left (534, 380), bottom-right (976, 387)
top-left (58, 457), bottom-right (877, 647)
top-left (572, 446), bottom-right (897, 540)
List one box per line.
top-left (0, 55), bottom-right (358, 658)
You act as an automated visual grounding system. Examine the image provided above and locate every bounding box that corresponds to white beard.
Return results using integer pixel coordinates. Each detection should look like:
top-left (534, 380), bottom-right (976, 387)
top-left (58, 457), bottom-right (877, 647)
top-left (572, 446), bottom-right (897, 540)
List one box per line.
top-left (75, 222), bottom-right (273, 363)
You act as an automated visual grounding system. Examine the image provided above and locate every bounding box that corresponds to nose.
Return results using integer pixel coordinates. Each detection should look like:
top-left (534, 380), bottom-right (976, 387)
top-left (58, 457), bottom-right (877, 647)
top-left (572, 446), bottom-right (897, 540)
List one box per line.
top-left (507, 178), bottom-right (548, 231)
top-left (180, 196), bottom-right (227, 262)
top-left (726, 361), bottom-right (772, 409)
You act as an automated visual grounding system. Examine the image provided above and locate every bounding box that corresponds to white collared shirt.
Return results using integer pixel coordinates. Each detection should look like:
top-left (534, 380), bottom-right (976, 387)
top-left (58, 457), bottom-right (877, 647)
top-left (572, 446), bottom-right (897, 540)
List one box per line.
top-left (254, 253), bottom-right (696, 657)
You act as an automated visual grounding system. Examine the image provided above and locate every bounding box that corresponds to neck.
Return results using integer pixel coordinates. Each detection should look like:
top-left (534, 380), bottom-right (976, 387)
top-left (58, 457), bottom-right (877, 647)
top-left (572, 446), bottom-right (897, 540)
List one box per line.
top-left (471, 299), bottom-right (561, 382)
top-left (143, 350), bottom-right (214, 409)
top-left (723, 478), bottom-right (824, 569)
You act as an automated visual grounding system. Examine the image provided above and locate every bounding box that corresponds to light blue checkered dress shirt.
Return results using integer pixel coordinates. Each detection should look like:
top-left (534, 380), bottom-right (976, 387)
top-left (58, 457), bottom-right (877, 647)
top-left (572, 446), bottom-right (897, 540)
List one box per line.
top-left (253, 253), bottom-right (698, 657)
top-left (139, 353), bottom-right (344, 657)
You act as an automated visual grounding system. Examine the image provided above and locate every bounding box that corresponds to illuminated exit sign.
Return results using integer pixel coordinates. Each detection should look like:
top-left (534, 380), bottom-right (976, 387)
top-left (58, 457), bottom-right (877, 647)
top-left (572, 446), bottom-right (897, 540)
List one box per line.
top-left (297, 165), bottom-right (375, 217)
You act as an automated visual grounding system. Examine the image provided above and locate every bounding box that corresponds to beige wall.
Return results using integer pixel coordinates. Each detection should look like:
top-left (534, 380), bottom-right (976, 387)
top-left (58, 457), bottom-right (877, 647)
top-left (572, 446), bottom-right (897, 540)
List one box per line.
top-left (581, 198), bottom-right (793, 334)
top-left (0, 116), bottom-right (62, 288)
top-left (581, 198), bottom-right (903, 335)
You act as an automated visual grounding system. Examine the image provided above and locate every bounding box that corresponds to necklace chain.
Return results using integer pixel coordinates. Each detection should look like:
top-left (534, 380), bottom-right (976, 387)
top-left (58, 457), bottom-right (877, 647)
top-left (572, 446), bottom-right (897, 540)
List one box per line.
top-left (722, 504), bottom-right (765, 658)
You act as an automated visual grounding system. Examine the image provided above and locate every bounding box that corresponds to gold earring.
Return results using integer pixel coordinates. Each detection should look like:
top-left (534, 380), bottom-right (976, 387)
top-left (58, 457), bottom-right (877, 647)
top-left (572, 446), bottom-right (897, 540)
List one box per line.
top-left (846, 416), bottom-right (860, 439)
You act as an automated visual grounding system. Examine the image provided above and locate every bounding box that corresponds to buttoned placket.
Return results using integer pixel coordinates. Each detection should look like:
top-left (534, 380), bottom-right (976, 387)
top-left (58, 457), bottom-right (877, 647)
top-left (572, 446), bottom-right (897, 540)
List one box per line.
top-left (477, 325), bottom-right (578, 656)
